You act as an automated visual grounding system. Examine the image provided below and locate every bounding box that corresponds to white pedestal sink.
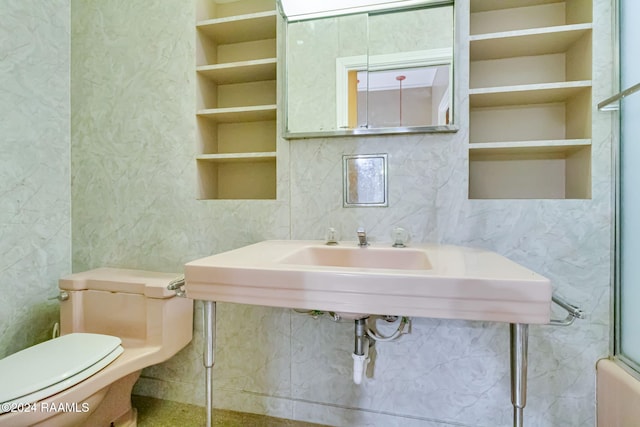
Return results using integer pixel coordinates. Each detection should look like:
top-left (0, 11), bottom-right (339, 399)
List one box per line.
top-left (184, 240), bottom-right (553, 427)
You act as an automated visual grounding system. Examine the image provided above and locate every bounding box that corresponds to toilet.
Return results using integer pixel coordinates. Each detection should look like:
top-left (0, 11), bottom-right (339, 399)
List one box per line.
top-left (0, 268), bottom-right (193, 427)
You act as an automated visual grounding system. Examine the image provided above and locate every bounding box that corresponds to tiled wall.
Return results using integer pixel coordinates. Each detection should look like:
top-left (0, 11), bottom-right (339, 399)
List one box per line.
top-left (69, 1), bottom-right (613, 426)
top-left (0, 0), bottom-right (71, 358)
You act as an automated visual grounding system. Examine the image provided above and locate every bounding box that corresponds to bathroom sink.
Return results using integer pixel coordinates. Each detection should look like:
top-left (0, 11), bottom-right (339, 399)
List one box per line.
top-left (184, 240), bottom-right (552, 324)
top-left (278, 245), bottom-right (432, 270)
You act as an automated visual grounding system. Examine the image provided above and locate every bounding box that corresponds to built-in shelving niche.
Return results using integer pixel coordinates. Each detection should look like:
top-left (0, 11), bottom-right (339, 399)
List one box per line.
top-left (468, 0), bottom-right (593, 199)
top-left (196, 0), bottom-right (277, 200)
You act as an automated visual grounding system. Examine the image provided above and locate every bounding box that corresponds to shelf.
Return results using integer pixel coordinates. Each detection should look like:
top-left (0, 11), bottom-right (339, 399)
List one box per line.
top-left (470, 0), bottom-right (592, 35)
top-left (197, 11), bottom-right (277, 44)
top-left (470, 101), bottom-right (592, 143)
top-left (197, 158), bottom-right (276, 200)
top-left (469, 144), bottom-right (591, 199)
top-left (197, 58), bottom-right (277, 84)
top-left (469, 139), bottom-right (591, 159)
top-left (470, 24), bottom-right (592, 60)
top-left (196, 152), bottom-right (276, 162)
top-left (470, 81), bottom-right (591, 107)
top-left (197, 105), bottom-right (277, 123)
top-left (471, 0), bottom-right (561, 13)
top-left (197, 0), bottom-right (276, 21)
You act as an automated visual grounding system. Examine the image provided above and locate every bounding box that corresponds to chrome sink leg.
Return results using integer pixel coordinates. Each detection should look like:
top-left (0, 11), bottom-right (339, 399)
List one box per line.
top-left (510, 323), bottom-right (529, 427)
top-left (204, 301), bottom-right (216, 427)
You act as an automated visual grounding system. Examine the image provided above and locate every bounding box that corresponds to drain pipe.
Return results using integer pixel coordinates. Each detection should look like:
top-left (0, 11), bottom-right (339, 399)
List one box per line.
top-left (352, 318), bottom-right (370, 384)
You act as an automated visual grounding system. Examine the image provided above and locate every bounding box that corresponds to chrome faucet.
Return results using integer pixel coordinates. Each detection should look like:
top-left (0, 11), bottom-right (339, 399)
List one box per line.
top-left (357, 227), bottom-right (369, 247)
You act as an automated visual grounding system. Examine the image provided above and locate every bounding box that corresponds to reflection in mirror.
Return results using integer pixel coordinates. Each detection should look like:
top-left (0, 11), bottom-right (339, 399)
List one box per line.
top-left (285, 2), bottom-right (454, 137)
top-left (343, 154), bottom-right (388, 207)
top-left (286, 13), bottom-right (368, 134)
top-left (364, 5), bottom-right (453, 129)
top-left (353, 65), bottom-right (450, 128)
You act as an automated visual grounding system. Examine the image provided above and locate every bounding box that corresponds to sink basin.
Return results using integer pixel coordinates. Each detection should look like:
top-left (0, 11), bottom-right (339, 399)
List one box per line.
top-left (184, 240), bottom-right (552, 324)
top-left (278, 246), bottom-right (432, 270)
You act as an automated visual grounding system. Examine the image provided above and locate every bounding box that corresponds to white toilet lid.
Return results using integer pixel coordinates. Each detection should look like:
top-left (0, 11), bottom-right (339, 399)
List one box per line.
top-left (0, 333), bottom-right (123, 408)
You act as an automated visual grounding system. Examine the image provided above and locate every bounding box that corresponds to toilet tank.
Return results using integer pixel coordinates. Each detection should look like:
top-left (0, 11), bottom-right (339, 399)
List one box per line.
top-left (58, 268), bottom-right (193, 348)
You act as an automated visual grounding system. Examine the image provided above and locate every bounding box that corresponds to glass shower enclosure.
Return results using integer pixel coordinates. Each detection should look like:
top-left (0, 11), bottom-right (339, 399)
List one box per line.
top-left (601, 0), bottom-right (640, 376)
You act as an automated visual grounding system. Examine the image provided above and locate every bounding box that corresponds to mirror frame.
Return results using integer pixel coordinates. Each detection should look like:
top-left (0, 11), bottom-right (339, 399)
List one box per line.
top-left (279, 0), bottom-right (448, 22)
top-left (279, 0), bottom-right (457, 139)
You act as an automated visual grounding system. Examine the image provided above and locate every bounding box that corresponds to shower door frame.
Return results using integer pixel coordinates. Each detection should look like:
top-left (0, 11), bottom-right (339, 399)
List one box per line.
top-left (609, 0), bottom-right (640, 379)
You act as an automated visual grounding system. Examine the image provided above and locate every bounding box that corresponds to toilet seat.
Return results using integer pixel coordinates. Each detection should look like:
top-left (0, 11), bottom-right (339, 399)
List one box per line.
top-left (0, 333), bottom-right (123, 410)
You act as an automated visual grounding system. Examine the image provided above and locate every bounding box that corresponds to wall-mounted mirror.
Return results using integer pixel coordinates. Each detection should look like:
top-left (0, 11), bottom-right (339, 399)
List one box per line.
top-left (282, 1), bottom-right (456, 138)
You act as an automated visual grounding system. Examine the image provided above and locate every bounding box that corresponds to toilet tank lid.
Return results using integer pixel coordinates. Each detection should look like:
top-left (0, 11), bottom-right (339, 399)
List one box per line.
top-left (0, 333), bottom-right (122, 405)
top-left (59, 267), bottom-right (180, 298)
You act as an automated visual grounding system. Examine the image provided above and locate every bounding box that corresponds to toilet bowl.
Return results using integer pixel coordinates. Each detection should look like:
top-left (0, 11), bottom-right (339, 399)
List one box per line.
top-left (0, 268), bottom-right (194, 427)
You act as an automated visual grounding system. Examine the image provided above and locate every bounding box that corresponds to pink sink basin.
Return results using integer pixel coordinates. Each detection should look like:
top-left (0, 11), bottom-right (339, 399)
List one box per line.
top-left (184, 240), bottom-right (552, 324)
top-left (278, 245), bottom-right (432, 270)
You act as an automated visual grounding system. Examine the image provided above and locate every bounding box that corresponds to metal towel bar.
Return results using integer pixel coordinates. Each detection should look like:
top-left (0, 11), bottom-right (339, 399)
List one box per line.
top-left (598, 82), bottom-right (640, 111)
top-left (167, 275), bottom-right (186, 297)
top-left (548, 294), bottom-right (585, 326)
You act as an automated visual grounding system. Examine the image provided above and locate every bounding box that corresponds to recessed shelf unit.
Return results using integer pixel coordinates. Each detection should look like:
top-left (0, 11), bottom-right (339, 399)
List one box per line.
top-left (468, 0), bottom-right (593, 200)
top-left (196, 0), bottom-right (277, 200)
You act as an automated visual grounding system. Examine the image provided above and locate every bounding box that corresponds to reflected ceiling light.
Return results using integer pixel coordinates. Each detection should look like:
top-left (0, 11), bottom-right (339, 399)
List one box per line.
top-left (277, 0), bottom-right (450, 21)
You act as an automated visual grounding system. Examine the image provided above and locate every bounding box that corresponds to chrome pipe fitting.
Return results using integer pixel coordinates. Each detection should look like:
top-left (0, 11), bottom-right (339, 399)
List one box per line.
top-left (354, 318), bottom-right (367, 355)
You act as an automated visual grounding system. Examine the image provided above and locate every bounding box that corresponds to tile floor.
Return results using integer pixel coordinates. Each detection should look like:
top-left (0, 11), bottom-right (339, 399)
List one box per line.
top-left (132, 395), bottom-right (330, 427)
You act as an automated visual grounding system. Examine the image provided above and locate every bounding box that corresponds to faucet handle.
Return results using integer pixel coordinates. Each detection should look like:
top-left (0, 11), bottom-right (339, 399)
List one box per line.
top-left (326, 227), bottom-right (340, 245)
top-left (391, 227), bottom-right (410, 248)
